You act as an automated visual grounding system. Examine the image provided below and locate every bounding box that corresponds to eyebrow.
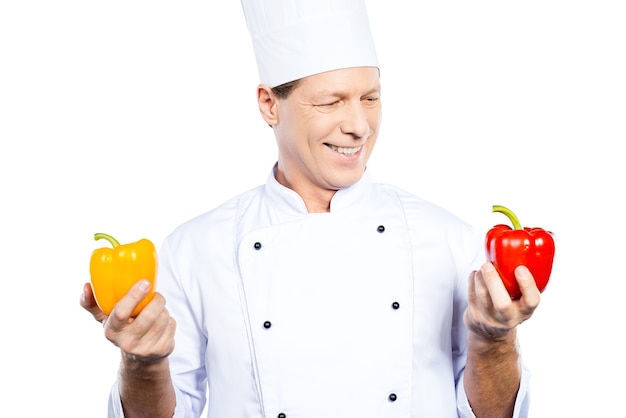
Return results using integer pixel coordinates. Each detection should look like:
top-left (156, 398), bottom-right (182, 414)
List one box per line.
top-left (316, 86), bottom-right (380, 98)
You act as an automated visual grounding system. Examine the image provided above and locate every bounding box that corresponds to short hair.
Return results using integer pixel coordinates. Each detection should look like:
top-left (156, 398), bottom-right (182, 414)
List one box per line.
top-left (271, 79), bottom-right (301, 99)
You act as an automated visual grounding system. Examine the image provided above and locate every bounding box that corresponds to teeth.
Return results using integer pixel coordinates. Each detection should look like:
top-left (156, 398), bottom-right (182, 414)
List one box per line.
top-left (328, 144), bottom-right (361, 155)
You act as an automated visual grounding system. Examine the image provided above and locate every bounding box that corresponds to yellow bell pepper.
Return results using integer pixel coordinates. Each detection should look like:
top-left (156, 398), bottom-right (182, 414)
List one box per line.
top-left (89, 233), bottom-right (157, 317)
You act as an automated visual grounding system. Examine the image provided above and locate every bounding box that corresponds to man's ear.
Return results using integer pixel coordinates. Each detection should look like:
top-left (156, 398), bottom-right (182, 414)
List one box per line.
top-left (257, 84), bottom-right (279, 127)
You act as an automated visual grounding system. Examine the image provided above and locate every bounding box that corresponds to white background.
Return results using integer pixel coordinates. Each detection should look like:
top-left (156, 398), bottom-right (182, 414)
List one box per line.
top-left (1, 1), bottom-right (624, 416)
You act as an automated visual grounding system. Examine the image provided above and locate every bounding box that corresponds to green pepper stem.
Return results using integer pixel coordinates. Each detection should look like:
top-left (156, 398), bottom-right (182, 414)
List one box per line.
top-left (492, 205), bottom-right (522, 230)
top-left (94, 233), bottom-right (120, 248)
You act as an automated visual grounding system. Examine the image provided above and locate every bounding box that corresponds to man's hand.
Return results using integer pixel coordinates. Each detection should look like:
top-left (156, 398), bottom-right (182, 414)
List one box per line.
top-left (80, 280), bottom-right (177, 417)
top-left (80, 280), bottom-right (176, 361)
top-left (464, 263), bottom-right (540, 340)
top-left (462, 263), bottom-right (541, 418)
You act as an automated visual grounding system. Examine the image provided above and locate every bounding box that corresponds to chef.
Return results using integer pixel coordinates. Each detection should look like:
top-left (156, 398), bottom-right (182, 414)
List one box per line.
top-left (82, 0), bottom-right (540, 417)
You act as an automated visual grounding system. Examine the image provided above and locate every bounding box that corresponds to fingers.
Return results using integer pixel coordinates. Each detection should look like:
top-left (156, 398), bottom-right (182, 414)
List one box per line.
top-left (515, 266), bottom-right (541, 313)
top-left (82, 279), bottom-right (175, 361)
top-left (80, 282), bottom-right (108, 323)
top-left (103, 282), bottom-right (176, 360)
top-left (441, 263), bottom-right (543, 344)
top-left (467, 270), bottom-right (477, 305)
top-left (465, 266), bottom-right (513, 339)
top-left (467, 263), bottom-right (540, 335)
top-left (468, 263), bottom-right (512, 314)
top-left (79, 282), bottom-right (96, 310)
top-left (120, 299), bottom-right (177, 361)
top-left (479, 263), bottom-right (514, 311)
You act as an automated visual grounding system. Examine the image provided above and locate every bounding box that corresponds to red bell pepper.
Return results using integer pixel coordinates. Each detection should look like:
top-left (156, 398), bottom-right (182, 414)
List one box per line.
top-left (485, 205), bottom-right (555, 299)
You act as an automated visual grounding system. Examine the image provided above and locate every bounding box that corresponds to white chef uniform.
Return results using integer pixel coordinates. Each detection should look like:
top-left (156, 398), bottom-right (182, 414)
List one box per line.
top-left (108, 167), bottom-right (530, 417)
top-left (108, 0), bottom-right (530, 416)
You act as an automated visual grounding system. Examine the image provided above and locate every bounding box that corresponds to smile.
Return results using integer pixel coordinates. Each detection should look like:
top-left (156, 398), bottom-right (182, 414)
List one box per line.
top-left (326, 144), bottom-right (362, 156)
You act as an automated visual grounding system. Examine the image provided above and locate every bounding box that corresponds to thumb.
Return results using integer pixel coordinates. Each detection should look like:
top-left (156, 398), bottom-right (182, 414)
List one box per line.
top-left (109, 279), bottom-right (153, 320)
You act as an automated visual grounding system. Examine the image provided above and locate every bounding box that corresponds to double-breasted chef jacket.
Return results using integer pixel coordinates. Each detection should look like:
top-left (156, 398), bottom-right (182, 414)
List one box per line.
top-left (109, 166), bottom-right (530, 418)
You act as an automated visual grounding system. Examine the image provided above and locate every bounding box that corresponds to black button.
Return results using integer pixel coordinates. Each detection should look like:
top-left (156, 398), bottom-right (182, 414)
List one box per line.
top-left (278, 414), bottom-right (286, 418)
top-left (392, 301), bottom-right (400, 310)
top-left (388, 393), bottom-right (397, 402)
top-left (377, 225), bottom-right (385, 233)
top-left (263, 321), bottom-right (272, 329)
top-left (254, 242), bottom-right (262, 250)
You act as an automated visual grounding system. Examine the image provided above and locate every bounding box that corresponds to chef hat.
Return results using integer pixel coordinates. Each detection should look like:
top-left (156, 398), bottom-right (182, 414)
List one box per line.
top-left (240, 0), bottom-right (379, 88)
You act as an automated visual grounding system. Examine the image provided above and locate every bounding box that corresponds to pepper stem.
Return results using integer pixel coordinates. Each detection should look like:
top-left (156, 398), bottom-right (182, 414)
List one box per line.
top-left (94, 233), bottom-right (120, 248)
top-left (492, 205), bottom-right (522, 230)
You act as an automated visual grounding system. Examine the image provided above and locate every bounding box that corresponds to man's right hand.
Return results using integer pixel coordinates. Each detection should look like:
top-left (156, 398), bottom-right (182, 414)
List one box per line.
top-left (80, 280), bottom-right (176, 361)
top-left (81, 280), bottom-right (178, 417)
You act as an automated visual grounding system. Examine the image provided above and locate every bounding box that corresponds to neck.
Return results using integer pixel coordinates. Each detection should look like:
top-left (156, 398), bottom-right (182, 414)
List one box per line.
top-left (303, 194), bottom-right (334, 213)
top-left (274, 169), bottom-right (336, 213)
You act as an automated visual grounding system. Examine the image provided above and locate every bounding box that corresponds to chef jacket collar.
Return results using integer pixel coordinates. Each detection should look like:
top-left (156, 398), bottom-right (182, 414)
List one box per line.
top-left (265, 163), bottom-right (374, 219)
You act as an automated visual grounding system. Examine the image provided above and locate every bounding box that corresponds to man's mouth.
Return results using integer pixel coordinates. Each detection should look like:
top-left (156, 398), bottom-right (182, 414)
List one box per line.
top-left (326, 144), bottom-right (362, 156)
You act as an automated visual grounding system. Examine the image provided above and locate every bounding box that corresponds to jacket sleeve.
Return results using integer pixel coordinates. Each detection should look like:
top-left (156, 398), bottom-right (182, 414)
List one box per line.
top-left (107, 381), bottom-right (197, 418)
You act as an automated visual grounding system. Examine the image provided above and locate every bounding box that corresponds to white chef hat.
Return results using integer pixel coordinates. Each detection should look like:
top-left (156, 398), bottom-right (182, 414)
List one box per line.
top-left (240, 0), bottom-right (379, 88)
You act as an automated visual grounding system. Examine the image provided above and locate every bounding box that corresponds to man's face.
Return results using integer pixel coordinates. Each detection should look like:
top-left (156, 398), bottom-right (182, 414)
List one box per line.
top-left (273, 66), bottom-right (381, 207)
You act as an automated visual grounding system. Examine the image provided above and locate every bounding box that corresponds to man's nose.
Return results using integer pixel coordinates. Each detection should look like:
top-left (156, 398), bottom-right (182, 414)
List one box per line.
top-left (340, 101), bottom-right (371, 138)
